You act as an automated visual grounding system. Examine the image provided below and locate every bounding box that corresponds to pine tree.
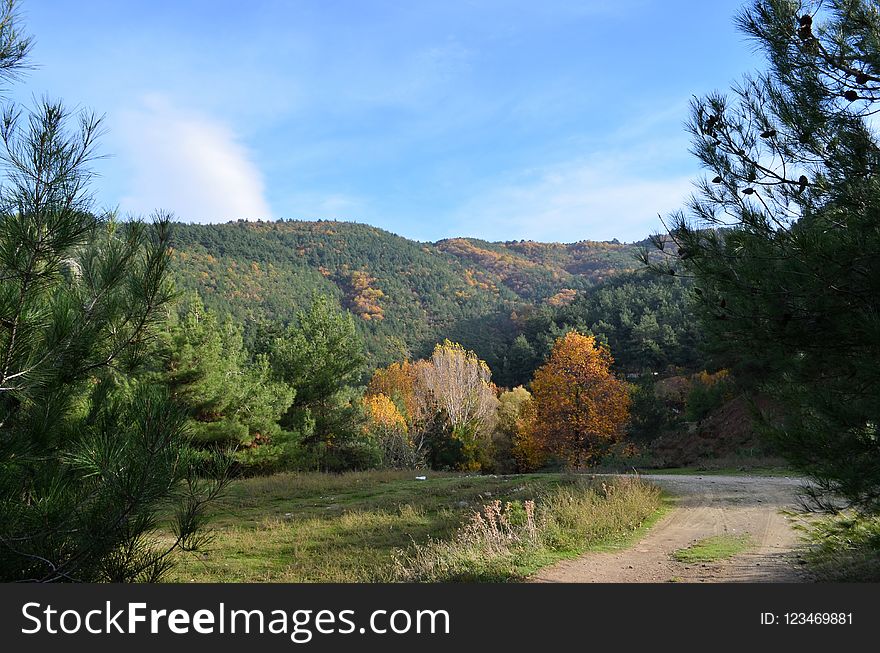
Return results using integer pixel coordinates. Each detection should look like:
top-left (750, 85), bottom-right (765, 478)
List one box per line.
top-left (505, 334), bottom-right (538, 387)
top-left (268, 293), bottom-right (372, 469)
top-left (0, 1), bottom-right (225, 581)
top-left (653, 0), bottom-right (880, 510)
top-left (155, 294), bottom-right (294, 470)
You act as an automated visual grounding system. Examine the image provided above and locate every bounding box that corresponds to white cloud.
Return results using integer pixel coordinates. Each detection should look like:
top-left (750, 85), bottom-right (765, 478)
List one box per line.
top-left (453, 153), bottom-right (696, 243)
top-left (113, 95), bottom-right (272, 222)
top-left (444, 94), bottom-right (699, 243)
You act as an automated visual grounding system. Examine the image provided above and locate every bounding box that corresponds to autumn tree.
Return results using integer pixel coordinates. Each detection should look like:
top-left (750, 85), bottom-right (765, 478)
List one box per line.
top-left (365, 359), bottom-right (436, 461)
top-left (651, 0), bottom-right (880, 511)
top-left (418, 340), bottom-right (499, 470)
top-left (362, 393), bottom-right (422, 468)
top-left (367, 342), bottom-right (499, 470)
top-left (493, 386), bottom-right (543, 473)
top-left (367, 360), bottom-right (424, 426)
top-left (512, 398), bottom-right (543, 472)
top-left (530, 332), bottom-right (630, 468)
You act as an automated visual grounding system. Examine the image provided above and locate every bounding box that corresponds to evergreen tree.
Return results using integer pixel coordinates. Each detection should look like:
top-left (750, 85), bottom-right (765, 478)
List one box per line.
top-left (654, 0), bottom-right (880, 511)
top-left (156, 295), bottom-right (294, 470)
top-left (504, 334), bottom-right (538, 387)
top-left (269, 293), bottom-right (373, 469)
top-left (0, 1), bottom-right (225, 581)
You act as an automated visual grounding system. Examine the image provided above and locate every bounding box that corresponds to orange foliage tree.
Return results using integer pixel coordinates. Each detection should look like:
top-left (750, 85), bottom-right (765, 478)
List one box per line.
top-left (363, 393), bottom-right (407, 433)
top-left (530, 332), bottom-right (630, 467)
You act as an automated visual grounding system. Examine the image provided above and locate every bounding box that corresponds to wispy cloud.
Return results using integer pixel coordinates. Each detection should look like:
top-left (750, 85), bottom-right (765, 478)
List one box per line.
top-left (446, 96), bottom-right (699, 243)
top-left (113, 95), bottom-right (272, 222)
top-left (451, 152), bottom-right (696, 243)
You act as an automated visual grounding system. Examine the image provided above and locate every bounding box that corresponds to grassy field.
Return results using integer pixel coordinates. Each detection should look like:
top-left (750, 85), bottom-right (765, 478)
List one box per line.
top-left (165, 471), bottom-right (662, 582)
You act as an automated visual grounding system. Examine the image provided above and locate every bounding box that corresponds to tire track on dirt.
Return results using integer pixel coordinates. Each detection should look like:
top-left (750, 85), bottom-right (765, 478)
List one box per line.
top-left (531, 474), bottom-right (811, 583)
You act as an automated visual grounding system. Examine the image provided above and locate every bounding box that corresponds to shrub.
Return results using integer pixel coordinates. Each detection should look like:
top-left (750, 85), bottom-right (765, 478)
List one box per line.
top-left (802, 513), bottom-right (880, 582)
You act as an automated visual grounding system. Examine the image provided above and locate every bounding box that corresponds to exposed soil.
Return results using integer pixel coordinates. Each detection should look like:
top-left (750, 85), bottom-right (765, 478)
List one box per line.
top-left (531, 474), bottom-right (812, 583)
top-left (650, 395), bottom-right (776, 467)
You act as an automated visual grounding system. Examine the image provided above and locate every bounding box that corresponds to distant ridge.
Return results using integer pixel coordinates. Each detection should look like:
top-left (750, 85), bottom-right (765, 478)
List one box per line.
top-left (169, 219), bottom-right (643, 368)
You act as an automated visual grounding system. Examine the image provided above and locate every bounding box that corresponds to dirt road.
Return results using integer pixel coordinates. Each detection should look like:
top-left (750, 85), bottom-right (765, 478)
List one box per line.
top-left (531, 474), bottom-right (812, 583)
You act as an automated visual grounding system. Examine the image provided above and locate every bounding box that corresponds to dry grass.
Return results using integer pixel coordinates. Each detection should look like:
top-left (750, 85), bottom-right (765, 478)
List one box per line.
top-left (391, 476), bottom-right (662, 582)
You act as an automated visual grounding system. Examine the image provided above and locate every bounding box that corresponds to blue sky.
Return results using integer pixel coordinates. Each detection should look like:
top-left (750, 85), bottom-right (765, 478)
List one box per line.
top-left (10, 0), bottom-right (760, 243)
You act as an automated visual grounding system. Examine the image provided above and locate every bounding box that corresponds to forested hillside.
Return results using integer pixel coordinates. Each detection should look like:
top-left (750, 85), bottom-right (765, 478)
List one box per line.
top-left (168, 219), bottom-right (644, 372)
top-left (161, 218), bottom-right (712, 475)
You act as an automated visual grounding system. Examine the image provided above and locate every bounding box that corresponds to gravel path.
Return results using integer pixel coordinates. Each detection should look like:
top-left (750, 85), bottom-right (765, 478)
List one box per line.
top-left (531, 474), bottom-right (812, 583)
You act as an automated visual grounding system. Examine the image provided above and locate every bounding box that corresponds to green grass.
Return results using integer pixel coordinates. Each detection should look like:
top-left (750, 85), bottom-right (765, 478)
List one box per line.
top-left (672, 534), bottom-right (752, 563)
top-left (585, 495), bottom-right (674, 553)
top-left (164, 470), bottom-right (663, 583)
top-left (481, 493), bottom-right (671, 579)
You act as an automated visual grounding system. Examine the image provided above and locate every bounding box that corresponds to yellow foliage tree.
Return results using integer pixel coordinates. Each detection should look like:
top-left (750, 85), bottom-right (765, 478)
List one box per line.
top-left (363, 393), bottom-right (407, 434)
top-left (530, 332), bottom-right (630, 468)
top-left (512, 397), bottom-right (544, 472)
top-left (367, 342), bottom-right (498, 471)
top-left (419, 340), bottom-right (499, 470)
top-left (493, 386), bottom-right (544, 473)
top-left (420, 341), bottom-right (498, 436)
top-left (362, 393), bottom-right (422, 468)
top-left (366, 361), bottom-right (425, 427)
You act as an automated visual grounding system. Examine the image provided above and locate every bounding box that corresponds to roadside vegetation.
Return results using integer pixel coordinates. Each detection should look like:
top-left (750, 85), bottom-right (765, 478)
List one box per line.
top-left (393, 475), bottom-right (661, 582)
top-left (800, 514), bottom-right (880, 582)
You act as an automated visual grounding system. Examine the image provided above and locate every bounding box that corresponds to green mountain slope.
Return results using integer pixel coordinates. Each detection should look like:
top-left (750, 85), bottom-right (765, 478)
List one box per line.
top-left (168, 219), bottom-right (642, 370)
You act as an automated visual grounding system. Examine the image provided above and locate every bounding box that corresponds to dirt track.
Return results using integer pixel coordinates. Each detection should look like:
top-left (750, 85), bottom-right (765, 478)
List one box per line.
top-left (531, 474), bottom-right (812, 583)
